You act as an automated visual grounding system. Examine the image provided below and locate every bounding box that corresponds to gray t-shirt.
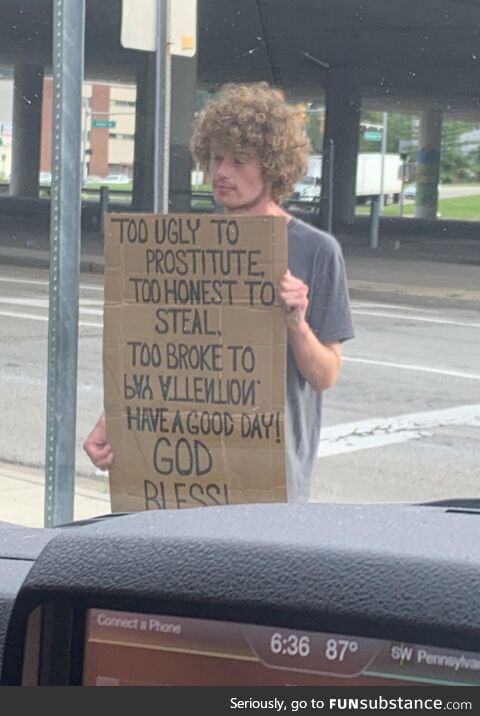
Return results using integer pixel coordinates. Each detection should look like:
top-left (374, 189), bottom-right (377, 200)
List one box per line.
top-left (286, 218), bottom-right (355, 502)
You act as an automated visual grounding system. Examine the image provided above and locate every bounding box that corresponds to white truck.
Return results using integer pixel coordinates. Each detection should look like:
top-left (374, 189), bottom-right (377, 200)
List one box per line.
top-left (290, 152), bottom-right (402, 205)
top-left (355, 153), bottom-right (402, 205)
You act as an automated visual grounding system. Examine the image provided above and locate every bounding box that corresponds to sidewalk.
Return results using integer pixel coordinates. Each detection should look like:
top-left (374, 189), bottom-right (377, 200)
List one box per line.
top-left (345, 251), bottom-right (480, 307)
top-left (0, 462), bottom-right (110, 528)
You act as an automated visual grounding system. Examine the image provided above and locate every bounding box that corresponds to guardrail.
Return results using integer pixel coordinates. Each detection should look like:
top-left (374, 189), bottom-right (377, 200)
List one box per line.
top-left (0, 183), bottom-right (322, 215)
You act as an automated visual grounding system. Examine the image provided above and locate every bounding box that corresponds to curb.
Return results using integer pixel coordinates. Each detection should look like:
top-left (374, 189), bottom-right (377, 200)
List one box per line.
top-left (349, 287), bottom-right (480, 311)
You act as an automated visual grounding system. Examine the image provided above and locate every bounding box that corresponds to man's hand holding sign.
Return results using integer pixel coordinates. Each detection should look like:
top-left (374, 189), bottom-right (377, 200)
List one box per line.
top-left (278, 270), bottom-right (342, 393)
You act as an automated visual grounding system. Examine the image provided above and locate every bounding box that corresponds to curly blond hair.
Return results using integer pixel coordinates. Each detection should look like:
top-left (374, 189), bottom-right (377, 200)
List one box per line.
top-left (191, 82), bottom-right (311, 204)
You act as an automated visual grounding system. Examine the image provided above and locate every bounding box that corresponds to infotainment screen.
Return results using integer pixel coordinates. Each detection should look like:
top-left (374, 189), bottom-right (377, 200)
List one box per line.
top-left (81, 609), bottom-right (480, 686)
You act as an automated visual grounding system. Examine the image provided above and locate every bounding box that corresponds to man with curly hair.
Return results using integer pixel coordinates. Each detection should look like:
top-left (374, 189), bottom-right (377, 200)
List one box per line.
top-left (85, 82), bottom-right (354, 503)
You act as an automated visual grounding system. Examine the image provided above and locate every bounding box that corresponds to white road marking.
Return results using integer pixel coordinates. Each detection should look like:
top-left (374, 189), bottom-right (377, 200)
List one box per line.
top-left (343, 356), bottom-right (480, 381)
top-left (0, 296), bottom-right (49, 307)
top-left (3, 296), bottom-right (476, 327)
top-left (0, 297), bottom-right (103, 316)
top-left (351, 309), bottom-right (480, 328)
top-left (2, 281), bottom-right (475, 325)
top-left (0, 310), bottom-right (102, 328)
top-left (2, 288), bottom-right (479, 382)
top-left (0, 276), bottom-right (103, 291)
top-left (0, 370), bottom-right (102, 395)
top-left (351, 301), bottom-right (437, 312)
top-left (2, 308), bottom-right (479, 379)
top-left (319, 403), bottom-right (480, 457)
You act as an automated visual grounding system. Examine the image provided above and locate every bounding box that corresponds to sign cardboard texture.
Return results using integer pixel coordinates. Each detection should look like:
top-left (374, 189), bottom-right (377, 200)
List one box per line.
top-left (103, 213), bottom-right (287, 511)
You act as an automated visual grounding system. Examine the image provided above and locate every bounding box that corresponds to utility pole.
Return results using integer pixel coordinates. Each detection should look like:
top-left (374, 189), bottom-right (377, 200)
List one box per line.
top-left (379, 112), bottom-right (388, 211)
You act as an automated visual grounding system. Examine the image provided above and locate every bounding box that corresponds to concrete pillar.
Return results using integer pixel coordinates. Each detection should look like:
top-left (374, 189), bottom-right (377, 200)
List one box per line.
top-left (132, 54), bottom-right (197, 212)
top-left (415, 109), bottom-right (442, 220)
top-left (320, 68), bottom-right (361, 229)
top-left (10, 64), bottom-right (44, 197)
top-left (169, 56), bottom-right (197, 211)
top-left (132, 54), bottom-right (155, 211)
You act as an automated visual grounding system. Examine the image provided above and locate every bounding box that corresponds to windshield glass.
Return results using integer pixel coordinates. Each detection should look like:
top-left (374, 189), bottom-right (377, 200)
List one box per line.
top-left (1, 0), bottom-right (479, 526)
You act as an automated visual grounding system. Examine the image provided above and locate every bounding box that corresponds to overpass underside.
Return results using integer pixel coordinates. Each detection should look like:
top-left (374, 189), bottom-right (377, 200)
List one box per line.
top-left (0, 0), bottom-right (479, 239)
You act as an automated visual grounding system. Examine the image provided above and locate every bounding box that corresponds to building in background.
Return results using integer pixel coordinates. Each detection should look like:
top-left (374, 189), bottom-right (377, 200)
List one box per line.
top-left (0, 76), bottom-right (136, 183)
top-left (40, 78), bottom-right (136, 180)
top-left (459, 126), bottom-right (480, 155)
top-left (0, 121), bottom-right (12, 180)
top-left (0, 79), bottom-right (13, 180)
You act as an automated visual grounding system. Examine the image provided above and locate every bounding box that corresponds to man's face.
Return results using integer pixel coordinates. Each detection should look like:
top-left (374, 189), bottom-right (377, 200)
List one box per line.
top-left (209, 144), bottom-right (272, 212)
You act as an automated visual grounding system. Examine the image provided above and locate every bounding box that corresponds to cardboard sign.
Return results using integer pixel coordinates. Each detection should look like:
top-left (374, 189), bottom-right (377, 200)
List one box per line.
top-left (103, 213), bottom-right (287, 512)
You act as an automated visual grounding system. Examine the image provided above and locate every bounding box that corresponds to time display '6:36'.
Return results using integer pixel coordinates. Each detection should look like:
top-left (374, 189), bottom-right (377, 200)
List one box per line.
top-left (270, 632), bottom-right (311, 657)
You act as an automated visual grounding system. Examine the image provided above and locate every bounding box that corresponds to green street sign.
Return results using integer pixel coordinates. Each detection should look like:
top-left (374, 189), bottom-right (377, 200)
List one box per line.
top-left (92, 119), bottom-right (116, 129)
top-left (364, 130), bottom-right (382, 142)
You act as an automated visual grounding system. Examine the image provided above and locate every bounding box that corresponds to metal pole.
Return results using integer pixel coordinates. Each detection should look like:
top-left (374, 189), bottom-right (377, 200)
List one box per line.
top-left (369, 195), bottom-right (380, 249)
top-left (326, 139), bottom-right (334, 234)
top-left (44, 0), bottom-right (85, 527)
top-left (379, 111), bottom-right (388, 211)
top-left (99, 185), bottom-right (110, 239)
top-left (81, 97), bottom-right (89, 185)
top-left (400, 156), bottom-right (407, 218)
top-left (319, 138), bottom-right (334, 232)
top-left (153, 0), bottom-right (171, 213)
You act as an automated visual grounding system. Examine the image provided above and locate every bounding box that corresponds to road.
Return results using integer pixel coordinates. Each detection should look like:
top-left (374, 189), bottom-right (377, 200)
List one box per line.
top-left (438, 183), bottom-right (480, 199)
top-left (0, 263), bottom-right (479, 523)
top-left (402, 184), bottom-right (480, 202)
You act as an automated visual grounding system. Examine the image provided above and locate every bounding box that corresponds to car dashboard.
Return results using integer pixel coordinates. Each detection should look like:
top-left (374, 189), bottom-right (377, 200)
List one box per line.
top-left (1, 502), bottom-right (480, 686)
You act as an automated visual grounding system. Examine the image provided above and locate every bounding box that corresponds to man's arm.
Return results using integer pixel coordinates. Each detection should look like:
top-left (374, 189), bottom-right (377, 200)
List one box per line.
top-left (289, 325), bottom-right (341, 391)
top-left (83, 412), bottom-right (114, 470)
top-left (279, 269), bottom-right (342, 392)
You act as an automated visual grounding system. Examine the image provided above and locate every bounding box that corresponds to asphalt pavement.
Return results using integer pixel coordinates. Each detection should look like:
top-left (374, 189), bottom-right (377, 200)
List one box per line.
top-left (0, 222), bottom-right (479, 527)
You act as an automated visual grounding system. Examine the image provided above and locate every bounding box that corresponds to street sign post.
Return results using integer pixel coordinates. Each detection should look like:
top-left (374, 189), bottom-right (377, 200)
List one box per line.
top-left (121, 0), bottom-right (197, 212)
top-left (45, 0), bottom-right (86, 527)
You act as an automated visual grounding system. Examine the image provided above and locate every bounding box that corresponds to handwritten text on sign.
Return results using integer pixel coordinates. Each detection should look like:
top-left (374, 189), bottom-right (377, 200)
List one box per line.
top-left (103, 214), bottom-right (287, 511)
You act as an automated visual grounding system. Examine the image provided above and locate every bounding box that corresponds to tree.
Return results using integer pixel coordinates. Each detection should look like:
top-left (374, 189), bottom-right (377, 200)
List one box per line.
top-left (440, 119), bottom-right (474, 183)
top-left (359, 110), bottom-right (418, 157)
top-left (467, 144), bottom-right (480, 182)
top-left (305, 109), bottom-right (324, 153)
